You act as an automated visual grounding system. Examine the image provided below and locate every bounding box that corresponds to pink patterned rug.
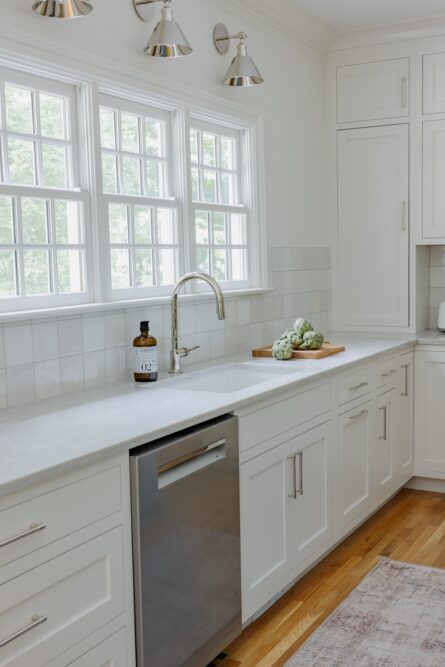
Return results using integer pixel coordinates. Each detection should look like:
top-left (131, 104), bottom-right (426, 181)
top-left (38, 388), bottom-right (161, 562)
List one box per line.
top-left (286, 559), bottom-right (445, 666)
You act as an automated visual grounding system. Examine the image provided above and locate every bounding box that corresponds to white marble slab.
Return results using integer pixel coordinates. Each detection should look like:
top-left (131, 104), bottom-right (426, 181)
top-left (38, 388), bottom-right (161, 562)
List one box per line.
top-left (0, 335), bottom-right (416, 498)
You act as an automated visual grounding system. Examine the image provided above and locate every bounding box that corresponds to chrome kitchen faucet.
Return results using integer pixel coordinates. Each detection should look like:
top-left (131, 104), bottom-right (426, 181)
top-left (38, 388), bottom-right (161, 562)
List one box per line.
top-left (169, 272), bottom-right (225, 374)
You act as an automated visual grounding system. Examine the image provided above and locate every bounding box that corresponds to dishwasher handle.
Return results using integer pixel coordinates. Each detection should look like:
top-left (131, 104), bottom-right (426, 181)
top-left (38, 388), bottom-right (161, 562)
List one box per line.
top-left (157, 438), bottom-right (227, 489)
top-left (158, 438), bottom-right (226, 474)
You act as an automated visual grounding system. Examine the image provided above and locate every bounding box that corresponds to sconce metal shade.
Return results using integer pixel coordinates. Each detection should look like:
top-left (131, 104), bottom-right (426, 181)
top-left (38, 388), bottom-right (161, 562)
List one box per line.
top-left (32, 0), bottom-right (93, 18)
top-left (144, 2), bottom-right (192, 58)
top-left (224, 42), bottom-right (264, 87)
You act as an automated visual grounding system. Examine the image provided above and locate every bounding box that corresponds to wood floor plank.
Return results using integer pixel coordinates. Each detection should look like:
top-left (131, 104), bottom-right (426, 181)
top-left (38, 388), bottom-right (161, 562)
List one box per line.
top-left (224, 489), bottom-right (445, 667)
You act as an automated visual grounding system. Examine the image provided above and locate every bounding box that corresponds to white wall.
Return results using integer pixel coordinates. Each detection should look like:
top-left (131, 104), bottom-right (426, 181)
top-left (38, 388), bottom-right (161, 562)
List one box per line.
top-left (0, 0), bottom-right (329, 248)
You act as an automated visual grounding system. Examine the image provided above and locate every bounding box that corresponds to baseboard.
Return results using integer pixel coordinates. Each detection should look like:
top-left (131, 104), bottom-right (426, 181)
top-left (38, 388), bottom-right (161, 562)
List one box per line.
top-left (404, 477), bottom-right (445, 493)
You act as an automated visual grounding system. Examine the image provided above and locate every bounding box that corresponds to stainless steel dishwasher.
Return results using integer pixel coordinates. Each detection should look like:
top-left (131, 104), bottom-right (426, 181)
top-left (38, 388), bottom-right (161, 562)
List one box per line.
top-left (130, 414), bottom-right (241, 667)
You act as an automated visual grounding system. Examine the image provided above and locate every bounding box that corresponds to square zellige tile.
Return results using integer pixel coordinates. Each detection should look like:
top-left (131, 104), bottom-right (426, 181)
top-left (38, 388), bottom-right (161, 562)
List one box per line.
top-left (6, 364), bottom-right (35, 407)
top-left (32, 320), bottom-right (59, 362)
top-left (82, 314), bottom-right (105, 353)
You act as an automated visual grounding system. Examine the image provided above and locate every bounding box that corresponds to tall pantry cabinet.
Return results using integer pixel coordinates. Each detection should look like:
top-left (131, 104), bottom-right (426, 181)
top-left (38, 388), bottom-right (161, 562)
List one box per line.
top-left (333, 58), bottom-right (411, 331)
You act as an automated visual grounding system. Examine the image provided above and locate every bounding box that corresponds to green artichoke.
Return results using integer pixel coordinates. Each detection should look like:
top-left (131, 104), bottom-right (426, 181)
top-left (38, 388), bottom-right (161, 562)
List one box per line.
top-left (299, 331), bottom-right (325, 350)
top-left (272, 338), bottom-right (294, 360)
top-left (293, 318), bottom-right (314, 338)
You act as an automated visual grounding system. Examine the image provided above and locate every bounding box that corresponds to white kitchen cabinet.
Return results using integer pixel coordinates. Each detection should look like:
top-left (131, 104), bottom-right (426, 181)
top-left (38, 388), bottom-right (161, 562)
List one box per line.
top-left (415, 350), bottom-right (445, 478)
top-left (337, 124), bottom-right (409, 328)
top-left (240, 420), bottom-right (333, 620)
top-left (424, 53), bottom-right (445, 114)
top-left (398, 353), bottom-right (414, 482)
top-left (67, 629), bottom-right (127, 666)
top-left (423, 120), bottom-right (445, 239)
top-left (337, 400), bottom-right (374, 533)
top-left (240, 440), bottom-right (293, 618)
top-left (290, 422), bottom-right (334, 569)
top-left (337, 58), bottom-right (409, 123)
top-left (376, 388), bottom-right (398, 499)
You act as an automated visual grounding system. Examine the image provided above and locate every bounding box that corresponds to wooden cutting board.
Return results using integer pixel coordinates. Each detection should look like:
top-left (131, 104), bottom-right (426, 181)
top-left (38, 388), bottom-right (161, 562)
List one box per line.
top-left (252, 342), bottom-right (346, 360)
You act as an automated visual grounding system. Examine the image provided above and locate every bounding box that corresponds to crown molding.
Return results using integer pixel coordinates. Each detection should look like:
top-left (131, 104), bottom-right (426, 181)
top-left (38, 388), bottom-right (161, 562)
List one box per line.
top-left (332, 15), bottom-right (445, 51)
top-left (207, 0), bottom-right (335, 56)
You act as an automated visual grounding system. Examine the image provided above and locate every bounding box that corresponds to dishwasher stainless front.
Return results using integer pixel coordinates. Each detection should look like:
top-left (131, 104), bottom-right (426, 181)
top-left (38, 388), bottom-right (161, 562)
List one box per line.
top-left (130, 414), bottom-right (241, 667)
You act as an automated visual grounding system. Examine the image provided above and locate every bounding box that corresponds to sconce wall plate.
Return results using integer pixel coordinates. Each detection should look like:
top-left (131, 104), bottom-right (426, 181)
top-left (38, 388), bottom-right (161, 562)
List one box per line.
top-left (213, 23), bottom-right (230, 55)
top-left (133, 0), bottom-right (156, 22)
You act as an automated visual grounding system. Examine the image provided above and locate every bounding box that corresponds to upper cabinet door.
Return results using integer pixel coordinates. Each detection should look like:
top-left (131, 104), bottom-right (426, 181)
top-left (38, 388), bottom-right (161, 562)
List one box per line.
top-left (423, 120), bottom-right (445, 239)
top-left (337, 125), bottom-right (409, 328)
top-left (337, 59), bottom-right (410, 123)
top-left (424, 53), bottom-right (445, 114)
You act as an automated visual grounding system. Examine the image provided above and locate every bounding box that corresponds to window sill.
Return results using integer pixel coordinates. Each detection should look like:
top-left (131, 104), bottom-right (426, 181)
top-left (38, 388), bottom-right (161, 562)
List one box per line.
top-left (0, 287), bottom-right (274, 324)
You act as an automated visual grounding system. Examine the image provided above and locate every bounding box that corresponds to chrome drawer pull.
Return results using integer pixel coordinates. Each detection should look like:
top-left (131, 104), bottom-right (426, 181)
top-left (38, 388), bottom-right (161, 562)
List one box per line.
top-left (381, 369), bottom-right (397, 378)
top-left (349, 381), bottom-right (369, 391)
top-left (401, 76), bottom-right (407, 108)
top-left (349, 409), bottom-right (368, 421)
top-left (0, 615), bottom-right (48, 648)
top-left (0, 523), bottom-right (46, 549)
top-left (379, 406), bottom-right (388, 441)
top-left (401, 364), bottom-right (409, 397)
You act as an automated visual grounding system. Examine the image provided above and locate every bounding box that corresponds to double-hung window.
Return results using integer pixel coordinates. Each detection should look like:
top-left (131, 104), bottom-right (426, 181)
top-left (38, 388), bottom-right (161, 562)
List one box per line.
top-left (190, 120), bottom-right (249, 289)
top-left (98, 95), bottom-right (179, 299)
top-left (0, 58), bottom-right (263, 315)
top-left (0, 66), bottom-right (90, 311)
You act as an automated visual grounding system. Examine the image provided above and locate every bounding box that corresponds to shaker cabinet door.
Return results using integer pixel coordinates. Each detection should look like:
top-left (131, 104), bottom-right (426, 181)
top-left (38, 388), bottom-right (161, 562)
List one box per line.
top-left (337, 124), bottom-right (409, 328)
top-left (337, 58), bottom-right (409, 122)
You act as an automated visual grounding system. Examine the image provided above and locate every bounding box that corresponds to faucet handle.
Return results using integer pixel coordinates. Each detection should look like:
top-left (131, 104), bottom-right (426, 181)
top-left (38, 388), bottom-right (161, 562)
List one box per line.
top-left (179, 345), bottom-right (200, 358)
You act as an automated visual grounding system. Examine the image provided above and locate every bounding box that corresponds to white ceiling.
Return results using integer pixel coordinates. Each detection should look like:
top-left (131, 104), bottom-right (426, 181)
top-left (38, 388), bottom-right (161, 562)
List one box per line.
top-left (294, 0), bottom-right (445, 32)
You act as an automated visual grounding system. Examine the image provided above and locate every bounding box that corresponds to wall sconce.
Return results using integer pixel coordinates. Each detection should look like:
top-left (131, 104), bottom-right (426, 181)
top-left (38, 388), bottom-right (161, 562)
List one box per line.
top-left (213, 23), bottom-right (264, 87)
top-left (134, 0), bottom-right (193, 58)
top-left (32, 0), bottom-right (93, 18)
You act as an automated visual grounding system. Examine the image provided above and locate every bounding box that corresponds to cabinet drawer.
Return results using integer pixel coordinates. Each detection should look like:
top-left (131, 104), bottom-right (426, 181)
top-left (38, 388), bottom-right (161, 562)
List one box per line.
top-left (0, 527), bottom-right (125, 667)
top-left (0, 466), bottom-right (122, 568)
top-left (376, 357), bottom-right (399, 389)
top-left (338, 367), bottom-right (373, 406)
top-left (239, 383), bottom-right (331, 452)
top-left (67, 629), bottom-right (127, 666)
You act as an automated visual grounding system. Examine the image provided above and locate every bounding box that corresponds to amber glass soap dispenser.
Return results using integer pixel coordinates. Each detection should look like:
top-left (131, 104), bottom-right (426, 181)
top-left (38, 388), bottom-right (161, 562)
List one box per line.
top-left (133, 321), bottom-right (158, 383)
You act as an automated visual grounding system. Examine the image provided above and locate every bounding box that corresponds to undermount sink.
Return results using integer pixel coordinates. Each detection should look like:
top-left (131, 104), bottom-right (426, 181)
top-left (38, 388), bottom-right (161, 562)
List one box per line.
top-left (172, 363), bottom-right (305, 394)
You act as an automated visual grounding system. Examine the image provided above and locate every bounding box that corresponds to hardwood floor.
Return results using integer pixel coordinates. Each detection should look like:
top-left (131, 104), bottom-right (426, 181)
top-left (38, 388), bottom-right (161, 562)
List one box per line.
top-left (223, 489), bottom-right (445, 667)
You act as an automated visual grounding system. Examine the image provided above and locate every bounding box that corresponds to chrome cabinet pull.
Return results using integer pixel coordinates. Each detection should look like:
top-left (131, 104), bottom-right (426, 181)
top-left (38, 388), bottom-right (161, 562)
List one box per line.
top-left (349, 381), bottom-right (369, 392)
top-left (349, 409), bottom-right (369, 421)
top-left (379, 405), bottom-right (388, 441)
top-left (401, 364), bottom-right (409, 397)
top-left (0, 615), bottom-right (48, 648)
top-left (288, 454), bottom-right (297, 500)
top-left (0, 523), bottom-right (46, 549)
top-left (401, 201), bottom-right (407, 232)
top-left (288, 452), bottom-right (303, 499)
top-left (401, 76), bottom-right (407, 108)
top-left (381, 369), bottom-right (398, 378)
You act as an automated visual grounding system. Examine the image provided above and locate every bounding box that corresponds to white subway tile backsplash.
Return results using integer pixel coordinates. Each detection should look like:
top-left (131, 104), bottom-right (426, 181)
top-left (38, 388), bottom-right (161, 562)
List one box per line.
top-left (82, 314), bottom-right (105, 353)
top-left (0, 246), bottom-right (331, 407)
top-left (60, 354), bottom-right (84, 394)
top-left (6, 364), bottom-right (35, 407)
top-left (0, 369), bottom-right (6, 409)
top-left (4, 322), bottom-right (34, 368)
top-left (106, 346), bottom-right (127, 383)
top-left (32, 320), bottom-right (59, 362)
top-left (58, 317), bottom-right (83, 357)
top-left (35, 360), bottom-right (61, 401)
top-left (430, 246), bottom-right (445, 267)
top-left (104, 311), bottom-right (126, 349)
top-left (0, 328), bottom-right (4, 369)
top-left (84, 350), bottom-right (106, 389)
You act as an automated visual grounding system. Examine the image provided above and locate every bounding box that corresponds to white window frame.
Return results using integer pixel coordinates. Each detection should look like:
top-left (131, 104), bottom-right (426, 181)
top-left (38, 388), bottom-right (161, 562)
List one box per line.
top-left (187, 116), bottom-right (251, 292)
top-left (0, 49), bottom-right (267, 316)
top-left (95, 92), bottom-right (184, 300)
top-left (0, 65), bottom-right (94, 312)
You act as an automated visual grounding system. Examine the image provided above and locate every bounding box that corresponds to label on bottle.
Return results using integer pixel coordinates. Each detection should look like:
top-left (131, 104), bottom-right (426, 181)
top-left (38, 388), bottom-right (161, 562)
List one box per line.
top-left (134, 347), bottom-right (158, 374)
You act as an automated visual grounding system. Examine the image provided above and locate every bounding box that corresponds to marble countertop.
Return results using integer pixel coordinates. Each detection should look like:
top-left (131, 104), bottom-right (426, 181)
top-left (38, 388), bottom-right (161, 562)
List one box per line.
top-left (0, 334), bottom-right (417, 498)
top-left (415, 329), bottom-right (445, 345)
